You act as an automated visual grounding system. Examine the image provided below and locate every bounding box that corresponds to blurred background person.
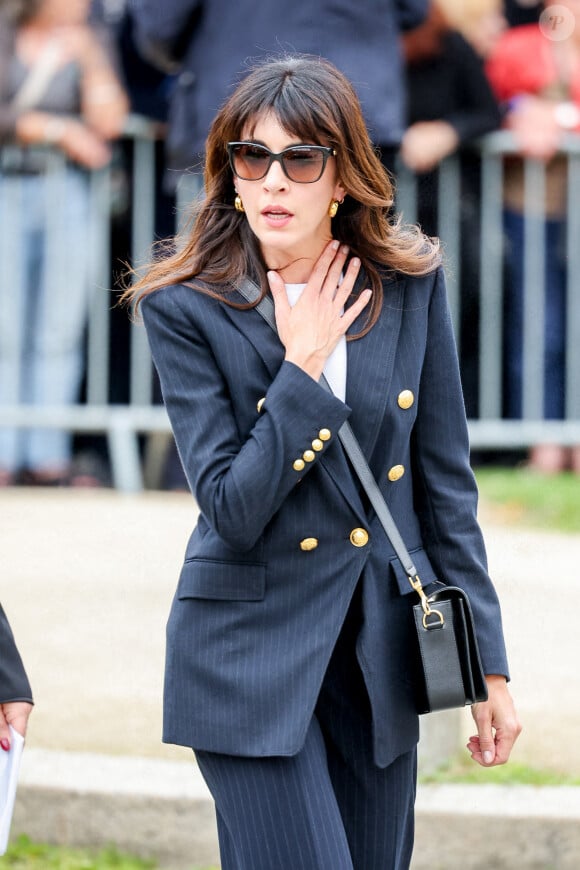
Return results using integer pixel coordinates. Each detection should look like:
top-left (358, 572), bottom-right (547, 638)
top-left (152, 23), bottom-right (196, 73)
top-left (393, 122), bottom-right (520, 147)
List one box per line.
top-left (400, 0), bottom-right (503, 417)
top-left (0, 0), bottom-right (128, 487)
top-left (438, 0), bottom-right (507, 59)
top-left (91, 0), bottom-right (185, 489)
top-left (130, 0), bottom-right (428, 192)
top-left (0, 603), bottom-right (33, 748)
top-left (400, 1), bottom-right (502, 212)
top-left (486, 0), bottom-right (580, 473)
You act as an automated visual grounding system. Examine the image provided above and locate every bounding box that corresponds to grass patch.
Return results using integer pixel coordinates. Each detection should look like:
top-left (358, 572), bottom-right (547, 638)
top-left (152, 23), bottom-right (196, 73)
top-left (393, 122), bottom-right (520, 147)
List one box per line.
top-left (0, 838), bottom-right (219, 870)
top-left (0, 834), bottom-right (219, 870)
top-left (420, 755), bottom-right (580, 786)
top-left (474, 467), bottom-right (580, 533)
top-left (0, 836), bottom-right (157, 869)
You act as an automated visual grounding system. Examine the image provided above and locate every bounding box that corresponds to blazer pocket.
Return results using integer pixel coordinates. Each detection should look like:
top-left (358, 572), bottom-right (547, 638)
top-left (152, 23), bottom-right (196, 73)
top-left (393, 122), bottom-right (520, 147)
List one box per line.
top-left (389, 546), bottom-right (438, 597)
top-left (178, 558), bottom-right (266, 601)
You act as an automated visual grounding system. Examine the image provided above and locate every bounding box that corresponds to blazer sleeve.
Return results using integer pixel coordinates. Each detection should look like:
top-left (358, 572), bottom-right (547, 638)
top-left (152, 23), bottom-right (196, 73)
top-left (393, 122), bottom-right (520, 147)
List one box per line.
top-left (0, 605), bottom-right (33, 705)
top-left (130, 0), bottom-right (203, 72)
top-left (411, 269), bottom-right (509, 678)
top-left (142, 286), bottom-right (352, 551)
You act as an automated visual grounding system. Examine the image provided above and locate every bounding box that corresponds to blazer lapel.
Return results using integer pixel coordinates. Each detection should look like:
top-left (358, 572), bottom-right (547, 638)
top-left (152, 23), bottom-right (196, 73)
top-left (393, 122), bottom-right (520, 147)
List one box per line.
top-left (221, 286), bottom-right (286, 379)
top-left (322, 273), bottom-right (406, 517)
top-left (221, 274), bottom-right (403, 522)
top-left (223, 281), bottom-right (368, 520)
top-left (345, 275), bottom-right (406, 460)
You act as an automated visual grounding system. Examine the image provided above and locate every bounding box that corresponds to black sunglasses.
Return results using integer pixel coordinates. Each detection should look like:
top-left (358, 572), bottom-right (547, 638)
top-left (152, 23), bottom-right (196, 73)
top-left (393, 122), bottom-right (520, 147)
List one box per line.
top-left (227, 142), bottom-right (336, 183)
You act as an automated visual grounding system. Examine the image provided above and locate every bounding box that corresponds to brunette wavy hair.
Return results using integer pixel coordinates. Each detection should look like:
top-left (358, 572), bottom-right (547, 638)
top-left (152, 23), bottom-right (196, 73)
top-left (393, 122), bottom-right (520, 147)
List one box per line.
top-left (126, 55), bottom-right (441, 335)
top-left (1, 0), bottom-right (43, 25)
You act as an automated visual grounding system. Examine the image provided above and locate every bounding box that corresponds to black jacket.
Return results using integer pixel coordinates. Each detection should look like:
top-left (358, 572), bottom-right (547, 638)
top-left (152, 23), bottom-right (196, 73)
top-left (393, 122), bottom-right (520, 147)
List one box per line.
top-left (0, 604), bottom-right (33, 704)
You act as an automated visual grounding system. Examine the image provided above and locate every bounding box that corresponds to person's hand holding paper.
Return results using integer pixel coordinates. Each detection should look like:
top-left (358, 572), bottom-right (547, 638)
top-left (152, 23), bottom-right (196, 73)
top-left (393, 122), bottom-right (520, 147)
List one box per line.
top-left (0, 702), bottom-right (32, 750)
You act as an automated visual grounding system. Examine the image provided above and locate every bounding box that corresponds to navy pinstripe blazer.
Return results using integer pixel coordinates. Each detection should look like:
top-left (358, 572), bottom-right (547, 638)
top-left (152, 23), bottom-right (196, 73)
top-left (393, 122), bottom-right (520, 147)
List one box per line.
top-left (142, 266), bottom-right (509, 767)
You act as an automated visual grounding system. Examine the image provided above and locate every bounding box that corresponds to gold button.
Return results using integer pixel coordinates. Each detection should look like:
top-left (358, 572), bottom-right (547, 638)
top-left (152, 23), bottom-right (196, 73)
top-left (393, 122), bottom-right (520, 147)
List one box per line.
top-left (300, 537), bottom-right (319, 552)
top-left (349, 528), bottom-right (369, 547)
top-left (388, 464), bottom-right (405, 482)
top-left (312, 439), bottom-right (324, 452)
top-left (256, 396), bottom-right (266, 412)
top-left (319, 428), bottom-right (331, 441)
top-left (293, 459), bottom-right (305, 472)
top-left (303, 450), bottom-right (315, 462)
top-left (397, 390), bottom-right (414, 410)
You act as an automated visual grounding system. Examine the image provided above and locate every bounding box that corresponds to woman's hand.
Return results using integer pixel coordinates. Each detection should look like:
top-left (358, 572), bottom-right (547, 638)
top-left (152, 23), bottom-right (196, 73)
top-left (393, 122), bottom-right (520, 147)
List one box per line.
top-left (400, 120), bottom-right (460, 173)
top-left (56, 119), bottom-right (112, 169)
top-left (267, 240), bottom-right (372, 382)
top-left (0, 701), bottom-right (33, 749)
top-left (15, 112), bottom-right (111, 169)
top-left (467, 675), bottom-right (522, 766)
top-left (506, 96), bottom-right (562, 162)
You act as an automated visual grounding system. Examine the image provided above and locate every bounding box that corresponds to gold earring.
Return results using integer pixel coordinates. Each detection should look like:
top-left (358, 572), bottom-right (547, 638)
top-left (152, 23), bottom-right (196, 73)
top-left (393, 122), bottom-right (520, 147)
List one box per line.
top-left (234, 194), bottom-right (245, 213)
top-left (328, 199), bottom-right (341, 218)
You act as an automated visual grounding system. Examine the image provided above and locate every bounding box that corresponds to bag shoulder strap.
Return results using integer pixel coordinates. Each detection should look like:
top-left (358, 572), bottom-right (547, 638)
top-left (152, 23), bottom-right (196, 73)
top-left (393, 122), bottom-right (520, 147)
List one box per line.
top-left (234, 277), bottom-right (426, 595)
top-left (12, 37), bottom-right (63, 111)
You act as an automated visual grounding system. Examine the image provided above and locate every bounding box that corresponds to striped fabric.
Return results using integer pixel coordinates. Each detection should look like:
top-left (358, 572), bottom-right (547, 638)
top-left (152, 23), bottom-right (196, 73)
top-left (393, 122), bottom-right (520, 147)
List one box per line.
top-left (196, 585), bottom-right (416, 869)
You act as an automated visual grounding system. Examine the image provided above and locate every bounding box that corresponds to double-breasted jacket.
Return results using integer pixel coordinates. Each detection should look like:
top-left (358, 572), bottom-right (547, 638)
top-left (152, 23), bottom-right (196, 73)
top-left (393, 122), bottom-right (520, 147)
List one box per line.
top-left (142, 266), bottom-right (509, 767)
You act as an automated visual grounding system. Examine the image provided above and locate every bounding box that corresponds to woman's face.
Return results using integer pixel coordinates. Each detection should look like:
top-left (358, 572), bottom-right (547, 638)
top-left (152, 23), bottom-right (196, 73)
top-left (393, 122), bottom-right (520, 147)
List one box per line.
top-left (233, 112), bottom-right (346, 281)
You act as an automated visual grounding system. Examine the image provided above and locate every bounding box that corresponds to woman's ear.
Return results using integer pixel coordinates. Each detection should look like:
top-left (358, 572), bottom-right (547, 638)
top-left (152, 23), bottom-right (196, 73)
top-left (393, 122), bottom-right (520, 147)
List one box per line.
top-left (334, 181), bottom-right (347, 203)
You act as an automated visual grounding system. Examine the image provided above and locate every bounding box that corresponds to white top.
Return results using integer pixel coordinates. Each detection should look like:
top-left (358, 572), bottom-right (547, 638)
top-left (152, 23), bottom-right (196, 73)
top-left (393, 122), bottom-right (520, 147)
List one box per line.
top-left (285, 283), bottom-right (347, 402)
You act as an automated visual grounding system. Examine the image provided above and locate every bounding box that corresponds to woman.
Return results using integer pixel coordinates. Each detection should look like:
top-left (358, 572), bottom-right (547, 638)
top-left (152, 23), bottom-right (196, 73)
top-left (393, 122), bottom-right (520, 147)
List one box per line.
top-left (0, 604), bottom-right (33, 750)
top-left (0, 0), bottom-right (128, 486)
top-left (128, 56), bottom-right (520, 869)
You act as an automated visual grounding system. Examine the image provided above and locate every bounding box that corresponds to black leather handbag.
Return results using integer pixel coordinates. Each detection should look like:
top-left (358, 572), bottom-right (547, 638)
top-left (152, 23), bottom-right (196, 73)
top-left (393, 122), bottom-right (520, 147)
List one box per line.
top-left (236, 278), bottom-right (489, 714)
top-left (333, 417), bottom-right (488, 714)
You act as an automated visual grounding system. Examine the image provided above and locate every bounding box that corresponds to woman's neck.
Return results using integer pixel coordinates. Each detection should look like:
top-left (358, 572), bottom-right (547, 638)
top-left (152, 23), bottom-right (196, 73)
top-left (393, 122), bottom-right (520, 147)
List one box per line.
top-left (264, 238), bottom-right (335, 284)
top-left (270, 259), bottom-right (313, 284)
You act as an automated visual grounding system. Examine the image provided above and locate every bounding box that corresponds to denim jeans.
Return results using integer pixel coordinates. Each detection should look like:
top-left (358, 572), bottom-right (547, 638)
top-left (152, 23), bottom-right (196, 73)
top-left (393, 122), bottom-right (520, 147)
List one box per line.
top-left (502, 209), bottom-right (567, 420)
top-left (0, 167), bottom-right (92, 473)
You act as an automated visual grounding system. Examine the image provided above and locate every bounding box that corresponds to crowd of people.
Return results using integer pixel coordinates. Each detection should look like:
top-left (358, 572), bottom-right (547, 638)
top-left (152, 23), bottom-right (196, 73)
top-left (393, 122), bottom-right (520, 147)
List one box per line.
top-left (0, 0), bottom-right (577, 485)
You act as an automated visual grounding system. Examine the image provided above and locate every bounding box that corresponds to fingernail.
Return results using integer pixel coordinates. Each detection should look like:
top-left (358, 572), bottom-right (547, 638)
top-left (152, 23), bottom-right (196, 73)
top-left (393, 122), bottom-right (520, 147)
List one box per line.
top-left (340, 244), bottom-right (349, 254)
top-left (0, 738), bottom-right (10, 752)
top-left (331, 240), bottom-right (340, 250)
top-left (483, 750), bottom-right (493, 764)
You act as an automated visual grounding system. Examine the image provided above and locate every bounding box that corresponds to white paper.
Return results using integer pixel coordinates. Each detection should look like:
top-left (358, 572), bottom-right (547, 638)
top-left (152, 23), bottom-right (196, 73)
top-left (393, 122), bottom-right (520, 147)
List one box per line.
top-left (0, 725), bottom-right (25, 855)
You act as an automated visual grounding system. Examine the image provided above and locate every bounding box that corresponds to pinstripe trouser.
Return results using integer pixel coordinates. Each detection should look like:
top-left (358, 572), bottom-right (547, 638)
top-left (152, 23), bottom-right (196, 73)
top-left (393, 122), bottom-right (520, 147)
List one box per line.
top-left (195, 584), bottom-right (417, 870)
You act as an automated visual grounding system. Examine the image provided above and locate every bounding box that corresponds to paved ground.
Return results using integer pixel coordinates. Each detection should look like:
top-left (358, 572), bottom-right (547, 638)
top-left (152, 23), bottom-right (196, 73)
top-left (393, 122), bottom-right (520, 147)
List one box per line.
top-left (2, 486), bottom-right (578, 772)
top-left (2, 487), bottom-right (580, 868)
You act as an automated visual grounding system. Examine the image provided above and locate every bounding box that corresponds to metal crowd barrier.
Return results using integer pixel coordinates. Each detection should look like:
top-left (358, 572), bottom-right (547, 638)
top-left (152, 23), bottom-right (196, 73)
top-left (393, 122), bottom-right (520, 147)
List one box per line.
top-left (397, 130), bottom-right (580, 449)
top-left (0, 122), bottom-right (579, 491)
